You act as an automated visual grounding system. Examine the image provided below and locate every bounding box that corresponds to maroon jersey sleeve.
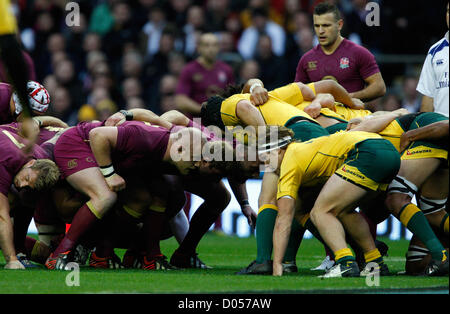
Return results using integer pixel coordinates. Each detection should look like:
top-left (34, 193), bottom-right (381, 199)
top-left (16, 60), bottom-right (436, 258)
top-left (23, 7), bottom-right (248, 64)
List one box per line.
top-left (175, 65), bottom-right (193, 96)
top-left (356, 46), bottom-right (380, 80)
top-left (0, 164), bottom-right (13, 196)
top-left (294, 56), bottom-right (310, 83)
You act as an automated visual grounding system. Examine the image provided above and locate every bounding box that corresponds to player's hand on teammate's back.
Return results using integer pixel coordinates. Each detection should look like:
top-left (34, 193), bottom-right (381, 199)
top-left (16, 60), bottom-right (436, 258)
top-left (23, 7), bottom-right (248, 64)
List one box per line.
top-left (105, 112), bottom-right (126, 126)
top-left (20, 117), bottom-right (40, 154)
top-left (351, 98), bottom-right (365, 110)
top-left (250, 86), bottom-right (269, 106)
top-left (4, 260), bottom-right (26, 270)
top-left (304, 102), bottom-right (322, 118)
top-left (106, 173), bottom-right (126, 192)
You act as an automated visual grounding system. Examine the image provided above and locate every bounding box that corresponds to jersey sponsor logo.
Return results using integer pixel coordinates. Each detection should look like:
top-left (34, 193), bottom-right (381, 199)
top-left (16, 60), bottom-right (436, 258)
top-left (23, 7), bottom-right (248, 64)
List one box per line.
top-left (307, 61), bottom-right (317, 71)
top-left (192, 73), bottom-right (203, 82)
top-left (218, 71), bottom-right (227, 83)
top-left (406, 148), bottom-right (432, 156)
top-left (341, 165), bottom-right (365, 180)
top-left (340, 57), bottom-right (350, 69)
top-left (67, 159), bottom-right (78, 169)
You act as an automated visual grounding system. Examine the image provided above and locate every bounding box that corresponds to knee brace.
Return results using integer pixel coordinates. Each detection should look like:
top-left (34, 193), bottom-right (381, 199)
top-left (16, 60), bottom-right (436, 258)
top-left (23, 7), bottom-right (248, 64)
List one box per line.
top-left (387, 176), bottom-right (418, 198)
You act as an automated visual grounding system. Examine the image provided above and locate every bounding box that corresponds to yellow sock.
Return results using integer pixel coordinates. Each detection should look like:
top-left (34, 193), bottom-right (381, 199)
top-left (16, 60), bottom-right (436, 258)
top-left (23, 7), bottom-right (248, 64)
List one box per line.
top-left (364, 248), bottom-right (382, 263)
top-left (334, 248), bottom-right (354, 263)
top-left (399, 203), bottom-right (421, 226)
top-left (258, 204), bottom-right (278, 215)
top-left (441, 214), bottom-right (449, 234)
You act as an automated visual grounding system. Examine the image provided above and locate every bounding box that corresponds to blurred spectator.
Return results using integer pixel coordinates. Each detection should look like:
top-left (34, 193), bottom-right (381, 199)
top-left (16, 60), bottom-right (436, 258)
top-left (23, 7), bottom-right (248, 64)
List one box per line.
top-left (122, 77), bottom-right (143, 100)
top-left (165, 0), bottom-right (192, 30)
top-left (140, 5), bottom-right (167, 61)
top-left (77, 104), bottom-right (98, 123)
top-left (237, 7), bottom-right (286, 60)
top-left (121, 49), bottom-right (144, 80)
top-left (401, 76), bottom-right (422, 113)
top-left (159, 74), bottom-right (178, 113)
top-left (0, 50), bottom-right (36, 83)
top-left (95, 98), bottom-right (118, 121)
top-left (182, 5), bottom-right (206, 58)
top-left (217, 31), bottom-right (243, 79)
top-left (102, 1), bottom-right (139, 66)
top-left (254, 34), bottom-right (289, 90)
top-left (238, 59), bottom-right (260, 85)
top-left (204, 0), bottom-right (231, 33)
top-left (126, 97), bottom-right (146, 110)
top-left (88, 0), bottom-right (115, 36)
top-left (167, 51), bottom-right (187, 78)
top-left (380, 92), bottom-right (402, 112)
top-left (175, 32), bottom-right (234, 118)
top-left (53, 58), bottom-right (85, 108)
top-left (48, 86), bottom-right (76, 124)
top-left (240, 0), bottom-right (283, 29)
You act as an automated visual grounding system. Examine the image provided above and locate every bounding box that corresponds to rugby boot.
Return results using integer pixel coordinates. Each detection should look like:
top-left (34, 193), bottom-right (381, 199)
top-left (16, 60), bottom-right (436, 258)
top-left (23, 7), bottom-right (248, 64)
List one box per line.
top-left (424, 250), bottom-right (449, 276)
top-left (88, 251), bottom-right (123, 269)
top-left (236, 260), bottom-right (272, 275)
top-left (319, 260), bottom-right (360, 278)
top-left (170, 250), bottom-right (212, 269)
top-left (142, 254), bottom-right (178, 270)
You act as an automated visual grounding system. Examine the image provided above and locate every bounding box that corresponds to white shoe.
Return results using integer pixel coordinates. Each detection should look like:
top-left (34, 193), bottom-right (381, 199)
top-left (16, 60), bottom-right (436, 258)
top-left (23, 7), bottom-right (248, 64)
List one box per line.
top-left (318, 261), bottom-right (360, 278)
top-left (311, 256), bottom-right (335, 271)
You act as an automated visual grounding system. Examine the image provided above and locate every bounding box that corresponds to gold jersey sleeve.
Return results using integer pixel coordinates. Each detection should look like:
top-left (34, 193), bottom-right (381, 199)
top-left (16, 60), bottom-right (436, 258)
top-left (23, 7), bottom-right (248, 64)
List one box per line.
top-left (277, 131), bottom-right (382, 199)
top-left (0, 0), bottom-right (17, 35)
top-left (220, 83), bottom-right (317, 127)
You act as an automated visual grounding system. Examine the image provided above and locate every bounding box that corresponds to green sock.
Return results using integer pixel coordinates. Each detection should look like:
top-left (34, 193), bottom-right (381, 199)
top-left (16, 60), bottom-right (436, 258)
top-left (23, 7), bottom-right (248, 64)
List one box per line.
top-left (255, 204), bottom-right (278, 264)
top-left (400, 204), bottom-right (445, 261)
top-left (283, 219), bottom-right (305, 263)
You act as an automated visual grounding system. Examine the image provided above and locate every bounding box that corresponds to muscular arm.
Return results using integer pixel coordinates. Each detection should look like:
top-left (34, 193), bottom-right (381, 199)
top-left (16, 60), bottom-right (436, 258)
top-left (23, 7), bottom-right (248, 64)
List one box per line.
top-left (175, 94), bottom-right (202, 116)
top-left (348, 111), bottom-right (400, 133)
top-left (349, 72), bottom-right (386, 102)
top-left (400, 120), bottom-right (449, 151)
top-left (228, 178), bottom-right (257, 227)
top-left (420, 95), bottom-right (434, 112)
top-left (236, 99), bottom-right (266, 127)
top-left (272, 196), bottom-right (295, 276)
top-left (313, 79), bottom-right (365, 109)
top-left (0, 193), bottom-right (18, 264)
top-left (89, 127), bottom-right (118, 167)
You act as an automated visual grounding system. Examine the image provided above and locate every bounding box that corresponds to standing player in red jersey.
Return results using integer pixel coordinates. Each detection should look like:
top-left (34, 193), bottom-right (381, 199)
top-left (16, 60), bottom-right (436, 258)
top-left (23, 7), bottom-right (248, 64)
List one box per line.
top-left (175, 32), bottom-right (235, 234)
top-left (295, 3), bottom-right (386, 103)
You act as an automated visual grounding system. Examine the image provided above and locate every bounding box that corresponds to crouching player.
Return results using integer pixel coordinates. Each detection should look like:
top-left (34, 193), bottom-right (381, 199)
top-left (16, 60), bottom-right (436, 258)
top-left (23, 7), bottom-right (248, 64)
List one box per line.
top-left (261, 126), bottom-right (401, 277)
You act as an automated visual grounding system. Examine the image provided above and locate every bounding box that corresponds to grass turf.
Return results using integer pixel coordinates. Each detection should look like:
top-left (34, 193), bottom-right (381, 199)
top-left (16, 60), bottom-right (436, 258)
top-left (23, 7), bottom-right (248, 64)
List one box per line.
top-left (0, 234), bottom-right (448, 294)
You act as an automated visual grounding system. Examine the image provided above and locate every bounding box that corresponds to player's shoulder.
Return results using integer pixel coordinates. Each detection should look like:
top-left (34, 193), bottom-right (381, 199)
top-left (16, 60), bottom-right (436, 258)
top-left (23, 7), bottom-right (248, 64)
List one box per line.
top-left (299, 45), bottom-right (321, 61)
top-left (427, 35), bottom-right (448, 56)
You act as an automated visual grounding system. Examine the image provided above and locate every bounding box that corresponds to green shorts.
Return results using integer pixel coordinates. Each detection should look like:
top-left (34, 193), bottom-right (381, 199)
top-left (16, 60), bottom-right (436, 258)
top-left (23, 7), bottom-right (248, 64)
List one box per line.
top-left (325, 122), bottom-right (348, 134)
top-left (335, 139), bottom-right (401, 191)
top-left (285, 117), bottom-right (329, 142)
top-left (397, 112), bottom-right (448, 160)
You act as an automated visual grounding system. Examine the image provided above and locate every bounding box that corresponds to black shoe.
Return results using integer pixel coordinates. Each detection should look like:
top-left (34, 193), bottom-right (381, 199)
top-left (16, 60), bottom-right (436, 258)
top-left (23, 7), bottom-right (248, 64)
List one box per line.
top-left (236, 260), bottom-right (272, 275)
top-left (282, 261), bottom-right (298, 273)
top-left (424, 251), bottom-right (449, 276)
top-left (320, 261), bottom-right (360, 278)
top-left (143, 255), bottom-right (178, 270)
top-left (170, 251), bottom-right (212, 269)
top-left (360, 260), bottom-right (390, 276)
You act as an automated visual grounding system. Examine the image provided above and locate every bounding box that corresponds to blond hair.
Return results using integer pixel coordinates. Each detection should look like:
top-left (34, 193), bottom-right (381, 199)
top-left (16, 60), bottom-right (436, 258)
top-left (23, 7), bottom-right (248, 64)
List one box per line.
top-left (30, 159), bottom-right (60, 191)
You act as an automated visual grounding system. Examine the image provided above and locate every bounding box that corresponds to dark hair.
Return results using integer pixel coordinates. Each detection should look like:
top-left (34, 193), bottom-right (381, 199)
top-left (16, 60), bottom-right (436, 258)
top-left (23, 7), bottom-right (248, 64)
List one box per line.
top-left (201, 96), bottom-right (226, 129)
top-left (313, 2), bottom-right (341, 21)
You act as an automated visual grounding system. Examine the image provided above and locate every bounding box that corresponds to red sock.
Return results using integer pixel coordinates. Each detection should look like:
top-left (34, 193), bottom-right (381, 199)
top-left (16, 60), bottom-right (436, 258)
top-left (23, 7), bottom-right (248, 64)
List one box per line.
top-left (143, 211), bottom-right (165, 258)
top-left (52, 203), bottom-right (99, 256)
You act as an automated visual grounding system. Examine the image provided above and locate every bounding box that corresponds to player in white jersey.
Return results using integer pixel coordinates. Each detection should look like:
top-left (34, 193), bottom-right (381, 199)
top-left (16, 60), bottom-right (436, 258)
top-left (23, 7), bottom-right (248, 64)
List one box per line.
top-left (416, 2), bottom-right (449, 117)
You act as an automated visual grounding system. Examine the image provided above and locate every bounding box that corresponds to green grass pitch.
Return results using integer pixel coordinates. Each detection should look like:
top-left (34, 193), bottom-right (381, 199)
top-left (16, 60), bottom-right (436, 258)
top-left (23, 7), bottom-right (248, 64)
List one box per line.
top-left (0, 234), bottom-right (448, 294)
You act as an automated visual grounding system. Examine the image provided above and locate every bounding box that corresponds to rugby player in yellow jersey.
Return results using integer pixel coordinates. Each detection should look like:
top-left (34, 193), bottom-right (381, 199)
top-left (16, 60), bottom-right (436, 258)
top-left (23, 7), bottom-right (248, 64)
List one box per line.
top-left (201, 79), bottom-right (336, 274)
top-left (258, 126), bottom-right (401, 277)
top-left (347, 112), bottom-right (449, 275)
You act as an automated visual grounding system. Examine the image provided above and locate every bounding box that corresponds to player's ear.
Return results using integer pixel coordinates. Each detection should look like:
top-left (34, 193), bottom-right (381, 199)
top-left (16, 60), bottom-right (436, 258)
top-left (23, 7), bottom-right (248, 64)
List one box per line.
top-left (337, 18), bottom-right (344, 30)
top-left (25, 159), bottom-right (37, 168)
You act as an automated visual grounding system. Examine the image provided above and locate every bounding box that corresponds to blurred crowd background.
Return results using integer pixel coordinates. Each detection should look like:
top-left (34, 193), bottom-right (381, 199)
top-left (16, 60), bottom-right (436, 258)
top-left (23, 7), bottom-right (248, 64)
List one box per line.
top-left (1, 0), bottom-right (448, 126)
